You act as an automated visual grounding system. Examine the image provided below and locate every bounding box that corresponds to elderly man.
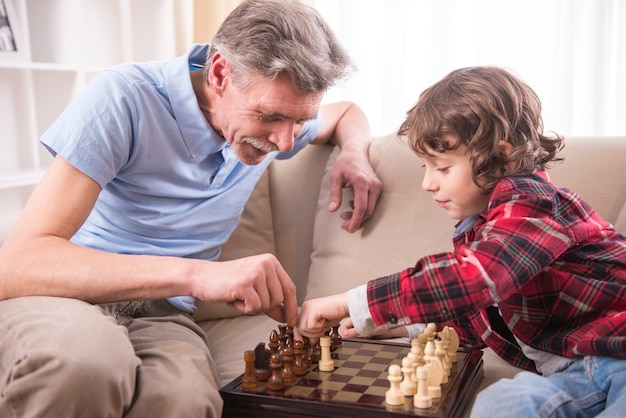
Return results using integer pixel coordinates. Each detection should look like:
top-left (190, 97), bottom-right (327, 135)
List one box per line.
top-left (0, 1), bottom-right (381, 416)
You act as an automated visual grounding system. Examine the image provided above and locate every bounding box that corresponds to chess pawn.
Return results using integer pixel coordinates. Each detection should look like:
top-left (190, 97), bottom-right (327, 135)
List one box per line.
top-left (329, 324), bottom-right (342, 349)
top-left (408, 337), bottom-right (424, 368)
top-left (267, 352), bottom-right (284, 391)
top-left (318, 336), bottom-right (335, 372)
top-left (278, 323), bottom-right (288, 351)
top-left (424, 323), bottom-right (437, 348)
top-left (385, 364), bottom-right (404, 406)
top-left (400, 356), bottom-right (417, 396)
top-left (413, 365), bottom-right (432, 409)
top-left (293, 340), bottom-right (308, 376)
top-left (301, 336), bottom-right (311, 368)
top-left (286, 325), bottom-right (294, 348)
top-left (242, 350), bottom-right (258, 389)
top-left (309, 341), bottom-right (321, 364)
top-left (281, 346), bottom-right (296, 383)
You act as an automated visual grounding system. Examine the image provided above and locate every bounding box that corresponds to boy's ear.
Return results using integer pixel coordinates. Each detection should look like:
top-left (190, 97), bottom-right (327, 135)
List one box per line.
top-left (497, 140), bottom-right (514, 159)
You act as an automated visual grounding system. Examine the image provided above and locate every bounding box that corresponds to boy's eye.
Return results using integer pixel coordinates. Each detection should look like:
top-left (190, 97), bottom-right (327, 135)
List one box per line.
top-left (437, 166), bottom-right (450, 173)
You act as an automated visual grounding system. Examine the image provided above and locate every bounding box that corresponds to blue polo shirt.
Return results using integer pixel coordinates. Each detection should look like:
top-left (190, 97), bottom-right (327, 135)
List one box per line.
top-left (40, 44), bottom-right (321, 313)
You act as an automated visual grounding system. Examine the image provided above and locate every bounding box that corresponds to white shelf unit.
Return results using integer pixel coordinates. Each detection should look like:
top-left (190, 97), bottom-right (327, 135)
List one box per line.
top-left (0, 0), bottom-right (192, 213)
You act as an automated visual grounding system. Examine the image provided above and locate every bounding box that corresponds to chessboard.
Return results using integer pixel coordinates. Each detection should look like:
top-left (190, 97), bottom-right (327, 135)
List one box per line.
top-left (220, 325), bottom-right (484, 418)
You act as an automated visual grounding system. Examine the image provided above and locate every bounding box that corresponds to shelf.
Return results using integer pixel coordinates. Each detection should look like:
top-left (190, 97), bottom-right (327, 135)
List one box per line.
top-left (0, 169), bottom-right (45, 190)
top-left (0, 0), bottom-right (192, 214)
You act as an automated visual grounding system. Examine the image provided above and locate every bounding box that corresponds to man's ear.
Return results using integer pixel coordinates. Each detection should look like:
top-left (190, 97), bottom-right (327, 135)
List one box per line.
top-left (207, 52), bottom-right (230, 96)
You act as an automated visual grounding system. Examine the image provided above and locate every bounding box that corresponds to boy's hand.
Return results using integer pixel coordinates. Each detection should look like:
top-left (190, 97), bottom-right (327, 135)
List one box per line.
top-left (294, 293), bottom-right (350, 342)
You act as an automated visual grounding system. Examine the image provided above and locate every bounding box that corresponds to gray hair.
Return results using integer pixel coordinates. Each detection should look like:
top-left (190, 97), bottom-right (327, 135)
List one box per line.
top-left (205, 0), bottom-right (354, 92)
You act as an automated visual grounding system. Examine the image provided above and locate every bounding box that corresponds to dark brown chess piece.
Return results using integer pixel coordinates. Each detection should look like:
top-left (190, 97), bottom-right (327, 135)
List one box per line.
top-left (310, 340), bottom-right (321, 364)
top-left (281, 346), bottom-right (295, 383)
top-left (329, 324), bottom-right (342, 351)
top-left (267, 352), bottom-right (284, 391)
top-left (253, 342), bottom-right (270, 381)
top-left (293, 340), bottom-right (308, 376)
top-left (242, 350), bottom-right (258, 389)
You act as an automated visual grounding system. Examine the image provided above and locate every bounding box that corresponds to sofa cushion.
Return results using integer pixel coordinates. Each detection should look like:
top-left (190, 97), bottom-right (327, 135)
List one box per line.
top-left (548, 136), bottom-right (626, 226)
top-left (269, 144), bottom-right (334, 303)
top-left (193, 170), bottom-right (276, 321)
top-left (615, 202), bottom-right (626, 236)
top-left (305, 133), bottom-right (456, 300)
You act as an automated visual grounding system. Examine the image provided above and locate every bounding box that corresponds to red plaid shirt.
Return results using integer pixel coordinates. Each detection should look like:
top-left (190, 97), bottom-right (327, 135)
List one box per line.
top-left (367, 172), bottom-right (626, 372)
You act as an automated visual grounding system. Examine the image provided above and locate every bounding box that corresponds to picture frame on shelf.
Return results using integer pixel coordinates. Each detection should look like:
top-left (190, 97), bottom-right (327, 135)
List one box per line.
top-left (0, 0), bottom-right (30, 62)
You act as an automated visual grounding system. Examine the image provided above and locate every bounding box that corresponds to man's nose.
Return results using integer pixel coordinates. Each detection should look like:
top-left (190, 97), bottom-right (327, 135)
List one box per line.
top-left (269, 121), bottom-right (298, 153)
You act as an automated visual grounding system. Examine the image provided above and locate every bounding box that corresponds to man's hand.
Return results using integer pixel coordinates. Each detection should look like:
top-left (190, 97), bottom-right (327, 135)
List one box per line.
top-left (194, 254), bottom-right (298, 326)
top-left (315, 102), bottom-right (382, 233)
top-left (327, 145), bottom-right (382, 233)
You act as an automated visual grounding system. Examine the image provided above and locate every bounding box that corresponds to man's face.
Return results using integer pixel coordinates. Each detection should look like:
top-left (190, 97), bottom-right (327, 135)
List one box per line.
top-left (214, 71), bottom-right (323, 165)
top-left (419, 141), bottom-right (491, 221)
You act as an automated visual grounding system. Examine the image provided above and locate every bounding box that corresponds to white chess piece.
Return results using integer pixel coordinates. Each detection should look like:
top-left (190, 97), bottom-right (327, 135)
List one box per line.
top-left (435, 339), bottom-right (451, 378)
top-left (446, 326), bottom-right (460, 363)
top-left (385, 364), bottom-right (404, 406)
top-left (400, 356), bottom-right (417, 396)
top-left (423, 341), bottom-right (444, 397)
top-left (318, 336), bottom-right (334, 371)
top-left (413, 365), bottom-right (432, 409)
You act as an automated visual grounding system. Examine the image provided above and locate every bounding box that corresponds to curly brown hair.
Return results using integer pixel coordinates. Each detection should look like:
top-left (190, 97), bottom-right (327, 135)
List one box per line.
top-left (398, 66), bottom-right (564, 193)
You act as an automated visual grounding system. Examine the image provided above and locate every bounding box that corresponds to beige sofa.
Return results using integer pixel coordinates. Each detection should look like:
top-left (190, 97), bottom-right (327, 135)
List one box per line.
top-left (1, 133), bottom-right (625, 411)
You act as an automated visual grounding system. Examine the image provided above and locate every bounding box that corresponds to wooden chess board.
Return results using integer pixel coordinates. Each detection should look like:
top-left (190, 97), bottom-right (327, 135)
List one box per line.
top-left (220, 339), bottom-right (483, 418)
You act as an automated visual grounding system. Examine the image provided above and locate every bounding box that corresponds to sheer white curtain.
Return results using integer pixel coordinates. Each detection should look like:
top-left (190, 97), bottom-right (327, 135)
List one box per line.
top-left (308, 0), bottom-right (626, 137)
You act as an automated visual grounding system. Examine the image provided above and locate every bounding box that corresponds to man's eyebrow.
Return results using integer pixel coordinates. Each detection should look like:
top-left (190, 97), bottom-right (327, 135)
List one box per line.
top-left (259, 109), bottom-right (317, 122)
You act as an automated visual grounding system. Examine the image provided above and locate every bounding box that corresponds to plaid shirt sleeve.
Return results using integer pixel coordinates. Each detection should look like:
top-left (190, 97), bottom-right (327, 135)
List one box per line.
top-left (366, 173), bottom-right (626, 360)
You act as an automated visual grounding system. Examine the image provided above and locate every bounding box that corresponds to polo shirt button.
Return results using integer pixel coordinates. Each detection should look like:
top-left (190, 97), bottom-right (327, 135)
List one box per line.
top-left (388, 313), bottom-right (398, 324)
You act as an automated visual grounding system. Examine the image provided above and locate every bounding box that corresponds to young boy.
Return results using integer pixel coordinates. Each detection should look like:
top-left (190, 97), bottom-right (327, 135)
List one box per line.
top-left (296, 66), bottom-right (626, 417)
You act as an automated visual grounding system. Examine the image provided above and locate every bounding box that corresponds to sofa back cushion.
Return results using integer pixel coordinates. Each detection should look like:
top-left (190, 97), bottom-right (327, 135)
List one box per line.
top-left (547, 136), bottom-right (626, 227)
top-left (305, 133), bottom-right (455, 300)
top-left (269, 144), bottom-right (334, 303)
top-left (304, 134), bottom-right (626, 301)
top-left (194, 169), bottom-right (276, 321)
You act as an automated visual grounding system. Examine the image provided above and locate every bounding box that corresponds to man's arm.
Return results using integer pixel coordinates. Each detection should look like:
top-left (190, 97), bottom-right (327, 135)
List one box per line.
top-left (0, 156), bottom-right (298, 325)
top-left (313, 102), bottom-right (382, 233)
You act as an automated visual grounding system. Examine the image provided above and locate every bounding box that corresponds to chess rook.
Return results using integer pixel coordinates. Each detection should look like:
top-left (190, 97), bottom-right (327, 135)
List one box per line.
top-left (318, 336), bottom-right (334, 371)
top-left (242, 350), bottom-right (258, 389)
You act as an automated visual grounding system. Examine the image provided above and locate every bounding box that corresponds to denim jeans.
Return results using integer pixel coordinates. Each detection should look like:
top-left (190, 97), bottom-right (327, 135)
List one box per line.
top-left (471, 356), bottom-right (626, 418)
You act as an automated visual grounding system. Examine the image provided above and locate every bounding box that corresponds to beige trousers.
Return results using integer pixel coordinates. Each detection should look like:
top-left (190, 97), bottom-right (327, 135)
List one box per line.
top-left (0, 297), bottom-right (223, 418)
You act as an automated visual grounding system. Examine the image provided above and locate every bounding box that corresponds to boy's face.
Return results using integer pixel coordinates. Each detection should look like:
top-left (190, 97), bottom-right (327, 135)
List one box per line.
top-left (419, 141), bottom-right (490, 220)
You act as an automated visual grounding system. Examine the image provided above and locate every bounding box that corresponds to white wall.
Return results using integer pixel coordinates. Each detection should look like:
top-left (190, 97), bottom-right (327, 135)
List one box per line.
top-left (309, 0), bottom-right (626, 137)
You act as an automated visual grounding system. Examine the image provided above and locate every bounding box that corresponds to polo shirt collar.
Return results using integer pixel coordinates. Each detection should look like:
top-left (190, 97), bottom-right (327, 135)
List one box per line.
top-left (166, 44), bottom-right (226, 158)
